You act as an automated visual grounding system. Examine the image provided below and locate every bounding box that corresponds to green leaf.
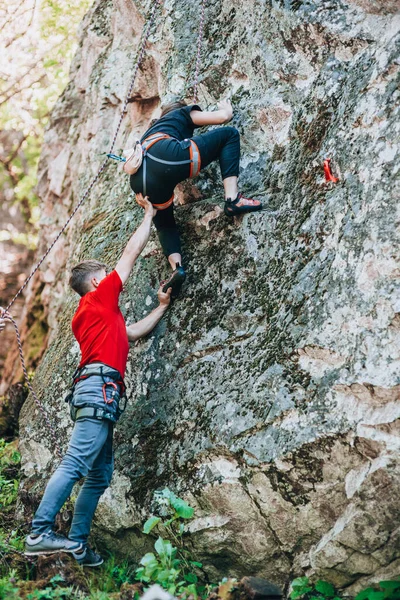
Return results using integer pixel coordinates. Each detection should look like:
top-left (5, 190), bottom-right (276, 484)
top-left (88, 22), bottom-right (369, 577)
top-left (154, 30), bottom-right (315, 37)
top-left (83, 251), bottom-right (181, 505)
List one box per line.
top-left (171, 497), bottom-right (194, 519)
top-left (356, 589), bottom-right (378, 600)
top-left (315, 581), bottom-right (336, 597)
top-left (155, 537), bottom-right (166, 557)
top-left (380, 582), bottom-right (400, 591)
top-left (157, 570), bottom-right (171, 582)
top-left (368, 593), bottom-right (385, 600)
top-left (168, 585), bottom-right (176, 595)
top-left (140, 552), bottom-right (158, 566)
top-left (50, 574), bottom-right (65, 585)
top-left (291, 588), bottom-right (313, 599)
top-left (143, 516), bottom-right (161, 534)
top-left (187, 583), bottom-right (198, 600)
top-left (185, 573), bottom-right (198, 583)
top-left (190, 561), bottom-right (203, 568)
top-left (154, 537), bottom-right (174, 561)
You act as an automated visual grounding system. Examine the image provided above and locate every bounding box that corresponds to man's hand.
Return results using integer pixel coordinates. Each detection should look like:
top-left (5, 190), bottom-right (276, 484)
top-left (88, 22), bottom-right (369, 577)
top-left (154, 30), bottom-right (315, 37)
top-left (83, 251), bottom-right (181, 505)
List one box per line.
top-left (0, 307), bottom-right (11, 332)
top-left (136, 193), bottom-right (157, 218)
top-left (126, 287), bottom-right (171, 343)
top-left (157, 286), bottom-right (172, 307)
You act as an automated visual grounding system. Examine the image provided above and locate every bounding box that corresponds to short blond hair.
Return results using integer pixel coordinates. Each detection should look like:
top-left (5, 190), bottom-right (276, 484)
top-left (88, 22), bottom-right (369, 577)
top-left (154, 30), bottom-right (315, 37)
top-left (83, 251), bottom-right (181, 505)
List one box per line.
top-left (69, 260), bottom-right (107, 297)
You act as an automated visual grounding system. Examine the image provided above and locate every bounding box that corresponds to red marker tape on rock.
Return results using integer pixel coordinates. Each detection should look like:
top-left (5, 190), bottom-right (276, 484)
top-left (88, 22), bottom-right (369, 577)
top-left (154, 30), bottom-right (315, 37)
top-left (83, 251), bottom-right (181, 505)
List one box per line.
top-left (324, 158), bottom-right (339, 183)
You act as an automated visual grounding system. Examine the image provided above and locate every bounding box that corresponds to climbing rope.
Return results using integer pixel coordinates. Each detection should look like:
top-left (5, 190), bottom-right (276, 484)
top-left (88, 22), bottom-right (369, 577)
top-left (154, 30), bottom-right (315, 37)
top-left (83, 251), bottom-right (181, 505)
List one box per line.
top-left (0, 2), bottom-right (164, 564)
top-left (192, 0), bottom-right (207, 103)
top-left (4, 0), bottom-right (163, 315)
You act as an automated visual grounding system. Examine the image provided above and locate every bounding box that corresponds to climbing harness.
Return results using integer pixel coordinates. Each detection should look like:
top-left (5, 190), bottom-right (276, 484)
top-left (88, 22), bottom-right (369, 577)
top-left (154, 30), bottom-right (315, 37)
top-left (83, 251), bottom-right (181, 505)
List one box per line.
top-left (324, 158), bottom-right (339, 182)
top-left (114, 131), bottom-right (202, 206)
top-left (113, 133), bottom-right (201, 207)
top-left (65, 364), bottom-right (127, 423)
top-left (141, 133), bottom-right (201, 199)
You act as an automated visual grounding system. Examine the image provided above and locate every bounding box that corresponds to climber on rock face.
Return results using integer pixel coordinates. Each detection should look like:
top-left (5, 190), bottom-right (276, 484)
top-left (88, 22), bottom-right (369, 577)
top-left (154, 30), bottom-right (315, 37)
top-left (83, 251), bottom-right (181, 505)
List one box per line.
top-left (24, 196), bottom-right (171, 568)
top-left (124, 98), bottom-right (263, 298)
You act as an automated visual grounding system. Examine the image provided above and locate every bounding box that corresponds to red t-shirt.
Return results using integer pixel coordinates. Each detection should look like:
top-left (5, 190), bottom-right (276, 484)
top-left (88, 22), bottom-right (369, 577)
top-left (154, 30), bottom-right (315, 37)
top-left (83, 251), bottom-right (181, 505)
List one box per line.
top-left (71, 270), bottom-right (129, 377)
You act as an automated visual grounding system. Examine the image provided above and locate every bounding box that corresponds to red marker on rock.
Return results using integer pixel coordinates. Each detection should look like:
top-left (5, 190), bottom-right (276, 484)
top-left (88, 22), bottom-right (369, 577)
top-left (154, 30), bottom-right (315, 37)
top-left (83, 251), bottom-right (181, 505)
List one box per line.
top-left (324, 158), bottom-right (339, 183)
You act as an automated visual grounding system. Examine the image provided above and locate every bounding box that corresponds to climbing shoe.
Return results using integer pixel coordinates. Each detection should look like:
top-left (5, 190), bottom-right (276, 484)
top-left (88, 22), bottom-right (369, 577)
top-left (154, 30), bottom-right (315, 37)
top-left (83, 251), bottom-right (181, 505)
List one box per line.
top-left (25, 531), bottom-right (82, 556)
top-left (162, 264), bottom-right (186, 299)
top-left (224, 192), bottom-right (262, 217)
top-left (72, 546), bottom-right (104, 567)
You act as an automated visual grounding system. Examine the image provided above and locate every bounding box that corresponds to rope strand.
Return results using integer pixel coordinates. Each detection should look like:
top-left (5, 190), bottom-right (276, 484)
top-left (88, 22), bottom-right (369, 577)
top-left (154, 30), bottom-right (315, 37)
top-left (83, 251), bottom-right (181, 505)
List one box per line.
top-left (1, 0), bottom-right (163, 461)
top-left (5, 0), bottom-right (163, 314)
top-left (192, 0), bottom-right (207, 103)
top-left (0, 0), bottom-right (166, 565)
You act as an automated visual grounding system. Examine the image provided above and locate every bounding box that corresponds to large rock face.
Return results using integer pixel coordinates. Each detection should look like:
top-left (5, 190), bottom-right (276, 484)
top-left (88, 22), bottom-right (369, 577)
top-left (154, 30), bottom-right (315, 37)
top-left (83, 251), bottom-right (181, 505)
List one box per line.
top-left (18, 0), bottom-right (400, 592)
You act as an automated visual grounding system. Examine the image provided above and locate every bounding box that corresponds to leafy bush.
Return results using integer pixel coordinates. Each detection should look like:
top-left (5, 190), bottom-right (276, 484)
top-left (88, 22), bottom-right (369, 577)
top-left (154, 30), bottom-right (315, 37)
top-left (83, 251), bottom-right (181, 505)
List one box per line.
top-left (290, 577), bottom-right (400, 600)
top-left (0, 439), bottom-right (21, 511)
top-left (290, 577), bottom-right (340, 600)
top-left (135, 488), bottom-right (206, 598)
top-left (0, 569), bottom-right (20, 600)
top-left (355, 581), bottom-right (400, 600)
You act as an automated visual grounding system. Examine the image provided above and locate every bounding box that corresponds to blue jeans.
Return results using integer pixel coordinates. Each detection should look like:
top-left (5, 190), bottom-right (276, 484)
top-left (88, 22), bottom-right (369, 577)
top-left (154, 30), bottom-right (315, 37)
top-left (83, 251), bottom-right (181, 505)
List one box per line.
top-left (31, 373), bottom-right (119, 545)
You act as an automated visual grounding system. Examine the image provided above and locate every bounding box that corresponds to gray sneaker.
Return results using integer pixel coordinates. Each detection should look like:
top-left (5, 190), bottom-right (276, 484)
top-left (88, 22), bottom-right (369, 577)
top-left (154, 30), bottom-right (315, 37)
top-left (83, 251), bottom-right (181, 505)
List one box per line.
top-left (72, 546), bottom-right (104, 567)
top-left (25, 531), bottom-right (82, 556)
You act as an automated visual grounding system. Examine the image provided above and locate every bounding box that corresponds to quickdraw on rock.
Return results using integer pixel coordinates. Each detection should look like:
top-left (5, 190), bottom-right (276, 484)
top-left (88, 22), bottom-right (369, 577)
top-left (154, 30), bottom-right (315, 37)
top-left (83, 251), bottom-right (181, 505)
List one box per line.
top-left (107, 153), bottom-right (126, 162)
top-left (324, 158), bottom-right (339, 183)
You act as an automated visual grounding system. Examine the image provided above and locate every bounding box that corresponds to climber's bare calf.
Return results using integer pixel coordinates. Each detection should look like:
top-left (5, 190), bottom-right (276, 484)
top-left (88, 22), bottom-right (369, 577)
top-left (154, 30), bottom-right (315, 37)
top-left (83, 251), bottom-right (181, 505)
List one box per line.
top-left (25, 197), bottom-right (171, 567)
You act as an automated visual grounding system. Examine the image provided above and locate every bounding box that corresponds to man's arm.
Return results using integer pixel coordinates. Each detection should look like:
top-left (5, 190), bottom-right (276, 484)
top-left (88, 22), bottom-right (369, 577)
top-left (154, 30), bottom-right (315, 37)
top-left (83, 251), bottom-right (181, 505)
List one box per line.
top-left (126, 287), bottom-right (171, 342)
top-left (115, 194), bottom-right (157, 285)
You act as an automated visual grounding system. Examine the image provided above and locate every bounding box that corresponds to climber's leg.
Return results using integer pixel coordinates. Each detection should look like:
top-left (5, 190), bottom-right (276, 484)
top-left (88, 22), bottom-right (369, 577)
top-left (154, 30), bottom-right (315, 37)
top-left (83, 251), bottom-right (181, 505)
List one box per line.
top-left (153, 205), bottom-right (186, 298)
top-left (68, 421), bottom-right (113, 548)
top-left (193, 127), bottom-right (240, 183)
top-left (153, 204), bottom-right (181, 259)
top-left (223, 176), bottom-right (238, 200)
top-left (192, 127), bottom-right (262, 216)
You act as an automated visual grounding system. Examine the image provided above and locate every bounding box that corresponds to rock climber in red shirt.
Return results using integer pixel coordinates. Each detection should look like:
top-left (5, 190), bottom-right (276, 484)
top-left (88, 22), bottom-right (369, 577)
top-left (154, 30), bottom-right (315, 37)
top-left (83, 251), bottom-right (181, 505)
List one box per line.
top-left (24, 196), bottom-right (171, 567)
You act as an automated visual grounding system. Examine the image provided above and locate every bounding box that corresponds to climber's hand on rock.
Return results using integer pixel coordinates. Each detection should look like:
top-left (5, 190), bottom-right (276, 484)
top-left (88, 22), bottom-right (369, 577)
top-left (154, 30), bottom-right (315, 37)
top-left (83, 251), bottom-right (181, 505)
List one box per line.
top-left (217, 98), bottom-right (233, 122)
top-left (157, 286), bottom-right (172, 308)
top-left (136, 193), bottom-right (157, 217)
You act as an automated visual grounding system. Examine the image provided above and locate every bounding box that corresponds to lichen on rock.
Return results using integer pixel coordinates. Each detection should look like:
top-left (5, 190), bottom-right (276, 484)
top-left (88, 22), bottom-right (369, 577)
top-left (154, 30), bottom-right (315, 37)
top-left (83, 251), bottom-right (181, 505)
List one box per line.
top-left (16, 0), bottom-right (400, 590)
